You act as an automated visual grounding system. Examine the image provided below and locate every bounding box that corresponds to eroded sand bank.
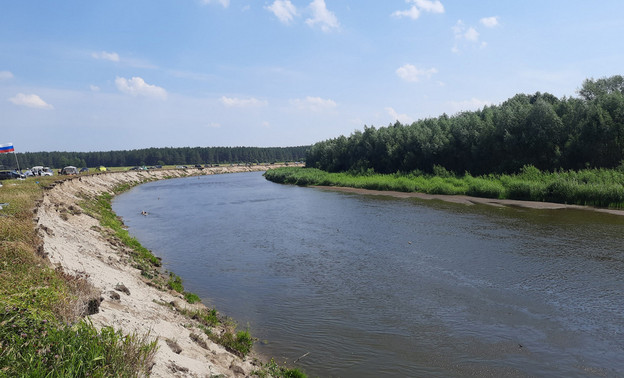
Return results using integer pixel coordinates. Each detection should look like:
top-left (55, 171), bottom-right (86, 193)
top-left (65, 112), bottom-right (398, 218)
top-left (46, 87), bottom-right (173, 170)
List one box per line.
top-left (36, 166), bottom-right (287, 377)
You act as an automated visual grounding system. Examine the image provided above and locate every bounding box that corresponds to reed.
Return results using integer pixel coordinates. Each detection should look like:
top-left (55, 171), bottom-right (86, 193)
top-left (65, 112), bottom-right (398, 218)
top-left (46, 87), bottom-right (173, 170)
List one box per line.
top-left (264, 166), bottom-right (624, 208)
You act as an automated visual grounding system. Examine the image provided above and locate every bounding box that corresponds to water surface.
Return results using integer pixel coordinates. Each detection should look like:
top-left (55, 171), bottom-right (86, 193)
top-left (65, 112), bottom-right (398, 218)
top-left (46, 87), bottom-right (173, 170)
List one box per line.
top-left (113, 171), bottom-right (624, 377)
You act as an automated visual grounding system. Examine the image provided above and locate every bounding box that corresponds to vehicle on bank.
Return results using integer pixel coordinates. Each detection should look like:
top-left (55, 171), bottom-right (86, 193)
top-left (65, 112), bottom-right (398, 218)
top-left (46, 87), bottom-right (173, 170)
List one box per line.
top-left (79, 167), bottom-right (89, 173)
top-left (0, 170), bottom-right (25, 180)
top-left (31, 166), bottom-right (54, 176)
top-left (97, 166), bottom-right (107, 172)
top-left (61, 166), bottom-right (79, 175)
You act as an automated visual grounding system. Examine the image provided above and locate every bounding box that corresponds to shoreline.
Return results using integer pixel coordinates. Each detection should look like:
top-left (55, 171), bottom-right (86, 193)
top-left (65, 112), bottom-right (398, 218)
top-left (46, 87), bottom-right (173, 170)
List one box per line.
top-left (313, 185), bottom-right (624, 216)
top-left (36, 165), bottom-right (290, 377)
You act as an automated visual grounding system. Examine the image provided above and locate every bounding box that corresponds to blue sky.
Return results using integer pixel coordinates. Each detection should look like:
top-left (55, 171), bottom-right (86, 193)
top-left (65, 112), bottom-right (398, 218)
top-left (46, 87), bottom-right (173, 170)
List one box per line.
top-left (1, 0), bottom-right (623, 152)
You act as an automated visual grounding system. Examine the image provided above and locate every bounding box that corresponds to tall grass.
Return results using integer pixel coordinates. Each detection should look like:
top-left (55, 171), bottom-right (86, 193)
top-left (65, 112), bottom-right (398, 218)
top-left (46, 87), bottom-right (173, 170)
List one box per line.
top-left (0, 176), bottom-right (158, 376)
top-left (264, 165), bottom-right (624, 208)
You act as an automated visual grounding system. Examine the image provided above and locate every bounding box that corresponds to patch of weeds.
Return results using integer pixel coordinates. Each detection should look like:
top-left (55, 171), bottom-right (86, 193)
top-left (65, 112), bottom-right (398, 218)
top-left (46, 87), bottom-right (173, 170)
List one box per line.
top-left (184, 292), bottom-right (201, 304)
top-left (167, 273), bottom-right (184, 293)
top-left (253, 358), bottom-right (308, 378)
top-left (0, 306), bottom-right (158, 377)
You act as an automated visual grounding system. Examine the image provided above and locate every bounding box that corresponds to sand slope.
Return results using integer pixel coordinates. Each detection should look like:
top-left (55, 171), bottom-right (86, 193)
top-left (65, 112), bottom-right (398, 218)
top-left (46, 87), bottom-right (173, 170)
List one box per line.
top-left (36, 166), bottom-right (282, 377)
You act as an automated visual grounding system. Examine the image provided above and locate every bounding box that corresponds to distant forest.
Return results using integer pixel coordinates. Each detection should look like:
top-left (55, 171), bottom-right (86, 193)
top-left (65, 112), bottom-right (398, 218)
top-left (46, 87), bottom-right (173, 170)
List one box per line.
top-left (306, 75), bottom-right (624, 175)
top-left (0, 146), bottom-right (309, 170)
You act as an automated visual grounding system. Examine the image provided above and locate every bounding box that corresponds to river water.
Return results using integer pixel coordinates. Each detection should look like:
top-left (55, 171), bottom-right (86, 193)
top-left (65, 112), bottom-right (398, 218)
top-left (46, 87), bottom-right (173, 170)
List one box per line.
top-left (113, 171), bottom-right (624, 377)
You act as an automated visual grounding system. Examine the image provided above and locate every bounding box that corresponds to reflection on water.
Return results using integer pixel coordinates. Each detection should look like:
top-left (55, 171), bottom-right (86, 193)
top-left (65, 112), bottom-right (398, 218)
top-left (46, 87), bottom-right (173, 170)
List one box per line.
top-left (113, 172), bottom-right (624, 377)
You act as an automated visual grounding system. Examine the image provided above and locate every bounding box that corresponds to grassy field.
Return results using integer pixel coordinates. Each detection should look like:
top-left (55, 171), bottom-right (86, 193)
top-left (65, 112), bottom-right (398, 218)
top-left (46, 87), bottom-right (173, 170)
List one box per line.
top-left (264, 165), bottom-right (624, 209)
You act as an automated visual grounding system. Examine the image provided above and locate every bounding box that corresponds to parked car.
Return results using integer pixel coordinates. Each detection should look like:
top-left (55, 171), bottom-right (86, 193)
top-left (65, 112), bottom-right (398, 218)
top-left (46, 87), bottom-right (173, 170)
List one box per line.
top-left (97, 166), bottom-right (107, 172)
top-left (0, 170), bottom-right (24, 180)
top-left (61, 166), bottom-right (79, 175)
top-left (31, 166), bottom-right (54, 176)
top-left (79, 167), bottom-right (89, 173)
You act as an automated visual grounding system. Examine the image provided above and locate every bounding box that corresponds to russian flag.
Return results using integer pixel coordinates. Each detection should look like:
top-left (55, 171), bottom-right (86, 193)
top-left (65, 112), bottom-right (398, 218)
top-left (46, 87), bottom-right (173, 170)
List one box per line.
top-left (0, 143), bottom-right (15, 154)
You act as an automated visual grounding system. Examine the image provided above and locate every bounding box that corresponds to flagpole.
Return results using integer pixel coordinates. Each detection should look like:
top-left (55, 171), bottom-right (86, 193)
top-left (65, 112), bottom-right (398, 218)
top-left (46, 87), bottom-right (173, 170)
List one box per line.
top-left (13, 150), bottom-right (20, 172)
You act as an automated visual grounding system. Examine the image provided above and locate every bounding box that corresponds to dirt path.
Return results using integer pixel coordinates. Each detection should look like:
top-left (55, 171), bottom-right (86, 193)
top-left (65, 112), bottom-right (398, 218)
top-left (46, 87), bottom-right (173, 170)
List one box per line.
top-left (36, 166), bottom-right (286, 377)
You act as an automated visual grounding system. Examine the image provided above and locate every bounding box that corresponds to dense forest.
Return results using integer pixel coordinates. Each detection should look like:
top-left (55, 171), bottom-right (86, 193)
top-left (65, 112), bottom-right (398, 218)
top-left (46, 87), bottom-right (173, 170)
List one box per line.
top-left (0, 146), bottom-right (309, 170)
top-left (306, 76), bottom-right (624, 175)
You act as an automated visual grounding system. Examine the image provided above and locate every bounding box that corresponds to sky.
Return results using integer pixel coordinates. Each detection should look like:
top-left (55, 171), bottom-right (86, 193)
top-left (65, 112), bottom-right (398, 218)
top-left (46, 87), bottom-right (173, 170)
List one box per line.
top-left (1, 0), bottom-right (623, 152)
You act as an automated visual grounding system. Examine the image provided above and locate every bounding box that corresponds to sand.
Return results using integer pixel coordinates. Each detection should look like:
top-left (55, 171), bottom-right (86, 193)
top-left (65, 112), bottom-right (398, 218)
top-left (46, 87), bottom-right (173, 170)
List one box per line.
top-left (36, 165), bottom-right (288, 377)
top-left (314, 185), bottom-right (624, 216)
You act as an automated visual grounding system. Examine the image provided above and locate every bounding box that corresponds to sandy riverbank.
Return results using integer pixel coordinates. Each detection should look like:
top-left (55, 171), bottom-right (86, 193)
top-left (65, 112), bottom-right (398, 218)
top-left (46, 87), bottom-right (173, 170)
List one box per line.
top-left (36, 165), bottom-right (288, 377)
top-left (314, 185), bottom-right (624, 216)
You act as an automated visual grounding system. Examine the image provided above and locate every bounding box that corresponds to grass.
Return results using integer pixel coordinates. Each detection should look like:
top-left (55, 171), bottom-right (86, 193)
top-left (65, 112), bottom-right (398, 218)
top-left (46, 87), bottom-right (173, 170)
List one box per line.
top-left (0, 176), bottom-right (158, 376)
top-left (264, 165), bottom-right (624, 209)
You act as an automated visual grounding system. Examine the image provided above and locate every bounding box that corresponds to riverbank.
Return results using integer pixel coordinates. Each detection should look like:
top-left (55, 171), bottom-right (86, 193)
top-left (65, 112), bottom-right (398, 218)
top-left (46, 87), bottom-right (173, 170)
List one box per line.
top-left (264, 166), bottom-right (624, 216)
top-left (35, 165), bottom-right (292, 377)
top-left (315, 186), bottom-right (624, 216)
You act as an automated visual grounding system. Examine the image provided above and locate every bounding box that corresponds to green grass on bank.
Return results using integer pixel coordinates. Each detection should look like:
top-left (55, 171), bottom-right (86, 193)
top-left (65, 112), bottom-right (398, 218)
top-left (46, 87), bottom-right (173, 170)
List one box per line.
top-left (264, 165), bottom-right (624, 209)
top-left (0, 176), bottom-right (158, 377)
top-left (0, 173), bottom-right (306, 377)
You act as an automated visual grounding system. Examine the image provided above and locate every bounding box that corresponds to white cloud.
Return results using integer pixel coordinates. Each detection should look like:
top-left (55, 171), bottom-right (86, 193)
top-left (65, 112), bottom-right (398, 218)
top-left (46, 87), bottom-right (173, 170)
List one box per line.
top-left (207, 122), bottom-right (221, 128)
top-left (200, 0), bottom-right (229, 7)
top-left (480, 16), bottom-right (499, 28)
top-left (0, 71), bottom-right (14, 80)
top-left (448, 97), bottom-right (492, 113)
top-left (91, 51), bottom-right (120, 62)
top-left (385, 107), bottom-right (414, 124)
top-left (115, 77), bottom-right (167, 99)
top-left (452, 20), bottom-right (486, 53)
top-left (266, 0), bottom-right (298, 24)
top-left (9, 93), bottom-right (54, 109)
top-left (290, 96), bottom-right (337, 111)
top-left (89, 85), bottom-right (100, 92)
top-left (392, 0), bottom-right (444, 19)
top-left (464, 27), bottom-right (479, 42)
top-left (220, 96), bottom-right (268, 107)
top-left (392, 6), bottom-right (420, 20)
top-left (305, 0), bottom-right (339, 32)
top-left (413, 0), bottom-right (444, 13)
top-left (396, 64), bottom-right (438, 82)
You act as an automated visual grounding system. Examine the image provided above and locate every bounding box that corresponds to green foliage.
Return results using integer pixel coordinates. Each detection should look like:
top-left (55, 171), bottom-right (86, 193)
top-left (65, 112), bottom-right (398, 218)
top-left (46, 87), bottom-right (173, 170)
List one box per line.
top-left (167, 273), bottom-right (184, 293)
top-left (0, 306), bottom-right (157, 377)
top-left (184, 292), bottom-right (201, 304)
top-left (266, 166), bottom-right (624, 208)
top-left (254, 358), bottom-right (308, 378)
top-left (210, 329), bottom-right (254, 357)
top-left (0, 146), bottom-right (309, 170)
top-left (305, 76), bottom-right (624, 175)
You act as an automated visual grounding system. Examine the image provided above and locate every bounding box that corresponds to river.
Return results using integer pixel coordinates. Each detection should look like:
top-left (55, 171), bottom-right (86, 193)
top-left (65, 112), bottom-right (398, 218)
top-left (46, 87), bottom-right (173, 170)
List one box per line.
top-left (113, 171), bottom-right (624, 377)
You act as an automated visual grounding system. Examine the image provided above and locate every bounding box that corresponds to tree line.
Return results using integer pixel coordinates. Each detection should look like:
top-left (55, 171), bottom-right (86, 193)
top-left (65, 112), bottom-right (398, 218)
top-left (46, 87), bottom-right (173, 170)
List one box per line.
top-left (306, 75), bottom-right (624, 175)
top-left (0, 146), bottom-right (309, 170)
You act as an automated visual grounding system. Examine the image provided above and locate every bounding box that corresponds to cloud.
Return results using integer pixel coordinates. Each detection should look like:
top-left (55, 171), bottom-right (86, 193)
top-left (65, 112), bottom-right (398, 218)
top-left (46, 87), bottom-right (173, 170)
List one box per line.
top-left (452, 20), bottom-right (486, 52)
top-left (115, 77), bottom-right (167, 99)
top-left (266, 0), bottom-right (298, 24)
top-left (385, 107), bottom-right (414, 124)
top-left (290, 96), bottom-right (337, 111)
top-left (396, 64), bottom-right (438, 82)
top-left (200, 0), bottom-right (229, 7)
top-left (90, 85), bottom-right (100, 92)
top-left (0, 71), bottom-right (14, 80)
top-left (91, 51), bottom-right (120, 62)
top-left (392, 0), bottom-right (444, 20)
top-left (9, 93), bottom-right (54, 109)
top-left (220, 96), bottom-right (268, 107)
top-left (207, 122), bottom-right (221, 128)
top-left (480, 16), bottom-right (499, 28)
top-left (305, 0), bottom-right (339, 32)
top-left (448, 97), bottom-right (492, 113)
